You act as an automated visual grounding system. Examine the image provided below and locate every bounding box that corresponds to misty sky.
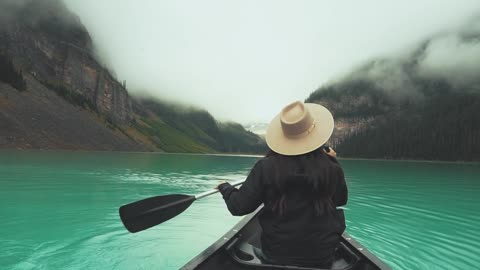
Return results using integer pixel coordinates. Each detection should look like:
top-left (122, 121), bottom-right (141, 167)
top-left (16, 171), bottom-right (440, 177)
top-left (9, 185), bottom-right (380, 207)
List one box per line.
top-left (64, 0), bottom-right (480, 124)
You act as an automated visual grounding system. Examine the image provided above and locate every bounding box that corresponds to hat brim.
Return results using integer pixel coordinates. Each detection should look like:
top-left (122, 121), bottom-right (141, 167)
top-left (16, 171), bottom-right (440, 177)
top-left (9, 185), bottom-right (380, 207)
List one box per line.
top-left (265, 103), bottom-right (334, 156)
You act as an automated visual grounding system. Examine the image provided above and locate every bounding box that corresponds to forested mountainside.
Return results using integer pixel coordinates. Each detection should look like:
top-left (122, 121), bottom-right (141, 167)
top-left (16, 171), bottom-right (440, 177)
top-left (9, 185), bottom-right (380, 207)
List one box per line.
top-left (307, 22), bottom-right (480, 161)
top-left (132, 99), bottom-right (266, 153)
top-left (0, 0), bottom-right (265, 154)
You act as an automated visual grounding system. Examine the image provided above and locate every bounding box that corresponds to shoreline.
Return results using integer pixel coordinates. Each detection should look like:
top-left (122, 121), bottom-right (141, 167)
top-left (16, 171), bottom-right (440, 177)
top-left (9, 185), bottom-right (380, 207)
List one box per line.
top-left (0, 148), bottom-right (478, 164)
top-left (337, 156), bottom-right (480, 165)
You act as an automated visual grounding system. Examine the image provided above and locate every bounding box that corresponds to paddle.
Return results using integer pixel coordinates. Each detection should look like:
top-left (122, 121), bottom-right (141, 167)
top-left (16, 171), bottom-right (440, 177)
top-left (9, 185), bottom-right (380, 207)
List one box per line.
top-left (119, 179), bottom-right (245, 233)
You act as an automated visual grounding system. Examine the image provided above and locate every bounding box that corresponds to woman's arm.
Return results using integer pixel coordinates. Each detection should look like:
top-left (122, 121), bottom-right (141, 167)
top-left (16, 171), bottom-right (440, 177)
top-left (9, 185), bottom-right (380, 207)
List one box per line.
top-left (323, 147), bottom-right (348, 206)
top-left (217, 160), bottom-right (264, 216)
top-left (333, 167), bottom-right (348, 206)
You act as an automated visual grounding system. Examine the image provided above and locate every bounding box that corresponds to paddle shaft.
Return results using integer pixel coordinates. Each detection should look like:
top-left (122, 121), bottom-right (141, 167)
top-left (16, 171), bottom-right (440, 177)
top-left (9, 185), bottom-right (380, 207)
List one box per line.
top-left (132, 179), bottom-right (245, 218)
top-left (195, 179), bottom-right (245, 200)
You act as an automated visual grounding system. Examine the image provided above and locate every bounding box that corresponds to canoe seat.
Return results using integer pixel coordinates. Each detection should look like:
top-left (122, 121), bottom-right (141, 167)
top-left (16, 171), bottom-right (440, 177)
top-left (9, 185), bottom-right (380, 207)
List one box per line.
top-left (227, 237), bottom-right (359, 270)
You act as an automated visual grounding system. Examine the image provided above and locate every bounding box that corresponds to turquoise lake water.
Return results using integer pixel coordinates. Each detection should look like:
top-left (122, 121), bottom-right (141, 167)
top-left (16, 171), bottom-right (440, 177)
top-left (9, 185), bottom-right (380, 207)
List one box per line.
top-left (1, 151), bottom-right (479, 270)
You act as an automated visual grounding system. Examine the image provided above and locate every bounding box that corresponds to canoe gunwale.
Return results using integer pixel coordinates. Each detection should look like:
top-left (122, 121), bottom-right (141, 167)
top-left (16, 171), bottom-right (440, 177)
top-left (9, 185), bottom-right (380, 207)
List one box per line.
top-left (338, 232), bottom-right (391, 270)
top-left (180, 208), bottom-right (261, 270)
top-left (180, 207), bottom-right (391, 270)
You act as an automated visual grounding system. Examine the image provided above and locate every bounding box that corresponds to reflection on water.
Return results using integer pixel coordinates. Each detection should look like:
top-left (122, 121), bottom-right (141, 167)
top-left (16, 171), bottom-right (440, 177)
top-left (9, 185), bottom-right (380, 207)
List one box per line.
top-left (1, 151), bottom-right (479, 269)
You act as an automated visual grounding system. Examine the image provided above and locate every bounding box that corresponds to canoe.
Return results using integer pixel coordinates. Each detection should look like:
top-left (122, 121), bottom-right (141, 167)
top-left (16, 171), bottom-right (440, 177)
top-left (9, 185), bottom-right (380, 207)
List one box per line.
top-left (181, 208), bottom-right (391, 270)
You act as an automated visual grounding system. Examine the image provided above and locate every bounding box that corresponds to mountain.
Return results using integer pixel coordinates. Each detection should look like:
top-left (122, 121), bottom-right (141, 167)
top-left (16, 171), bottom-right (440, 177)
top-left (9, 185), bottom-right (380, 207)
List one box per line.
top-left (244, 123), bottom-right (268, 137)
top-left (131, 98), bottom-right (266, 153)
top-left (306, 21), bottom-right (480, 161)
top-left (0, 0), bottom-right (265, 154)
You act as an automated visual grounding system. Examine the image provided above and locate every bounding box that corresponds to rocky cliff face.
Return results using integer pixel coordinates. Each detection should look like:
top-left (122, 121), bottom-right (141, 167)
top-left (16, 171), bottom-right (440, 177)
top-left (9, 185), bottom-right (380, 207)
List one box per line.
top-left (0, 0), bottom-right (132, 125)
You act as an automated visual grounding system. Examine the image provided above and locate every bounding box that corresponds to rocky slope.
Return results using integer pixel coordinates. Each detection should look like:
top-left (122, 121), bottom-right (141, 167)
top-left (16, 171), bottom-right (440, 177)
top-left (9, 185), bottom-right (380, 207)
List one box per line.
top-left (0, 77), bottom-right (148, 151)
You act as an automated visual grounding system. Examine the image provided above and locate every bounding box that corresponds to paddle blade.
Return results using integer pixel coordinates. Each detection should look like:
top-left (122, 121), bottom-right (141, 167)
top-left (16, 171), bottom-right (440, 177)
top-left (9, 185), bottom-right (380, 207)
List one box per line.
top-left (119, 194), bottom-right (195, 233)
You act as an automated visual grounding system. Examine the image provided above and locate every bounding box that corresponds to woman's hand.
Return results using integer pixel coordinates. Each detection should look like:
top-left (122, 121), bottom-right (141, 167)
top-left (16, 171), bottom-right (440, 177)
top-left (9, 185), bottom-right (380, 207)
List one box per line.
top-left (323, 147), bottom-right (337, 158)
top-left (214, 181), bottom-right (227, 189)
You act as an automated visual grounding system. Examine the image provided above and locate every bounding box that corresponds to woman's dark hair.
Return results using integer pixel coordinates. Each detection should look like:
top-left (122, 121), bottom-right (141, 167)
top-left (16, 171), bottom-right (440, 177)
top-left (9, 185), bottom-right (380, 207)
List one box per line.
top-left (264, 146), bottom-right (342, 216)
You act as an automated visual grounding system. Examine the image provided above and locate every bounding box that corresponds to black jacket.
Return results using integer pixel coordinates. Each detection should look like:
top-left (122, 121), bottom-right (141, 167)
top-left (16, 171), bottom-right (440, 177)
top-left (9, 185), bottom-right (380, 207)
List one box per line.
top-left (218, 154), bottom-right (347, 266)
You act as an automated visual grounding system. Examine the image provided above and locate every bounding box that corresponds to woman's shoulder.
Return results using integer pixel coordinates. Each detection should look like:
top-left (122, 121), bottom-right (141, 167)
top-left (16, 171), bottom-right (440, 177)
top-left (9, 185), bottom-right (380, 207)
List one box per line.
top-left (253, 156), bottom-right (269, 168)
top-left (257, 155), bottom-right (279, 166)
top-left (252, 156), bottom-right (277, 173)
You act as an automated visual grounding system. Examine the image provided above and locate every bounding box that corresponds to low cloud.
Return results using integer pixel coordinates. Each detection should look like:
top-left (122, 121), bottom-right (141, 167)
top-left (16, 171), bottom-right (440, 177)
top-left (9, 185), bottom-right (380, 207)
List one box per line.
top-left (417, 31), bottom-right (480, 87)
top-left (322, 15), bottom-right (480, 102)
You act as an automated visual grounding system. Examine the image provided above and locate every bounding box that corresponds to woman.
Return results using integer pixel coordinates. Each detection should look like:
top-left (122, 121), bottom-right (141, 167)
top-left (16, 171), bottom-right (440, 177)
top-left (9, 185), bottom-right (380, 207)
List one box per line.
top-left (217, 101), bottom-right (347, 268)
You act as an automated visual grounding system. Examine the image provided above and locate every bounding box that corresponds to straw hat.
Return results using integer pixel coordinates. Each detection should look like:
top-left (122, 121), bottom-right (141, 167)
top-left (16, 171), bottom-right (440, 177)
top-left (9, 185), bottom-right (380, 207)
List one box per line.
top-left (265, 101), bottom-right (334, 156)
